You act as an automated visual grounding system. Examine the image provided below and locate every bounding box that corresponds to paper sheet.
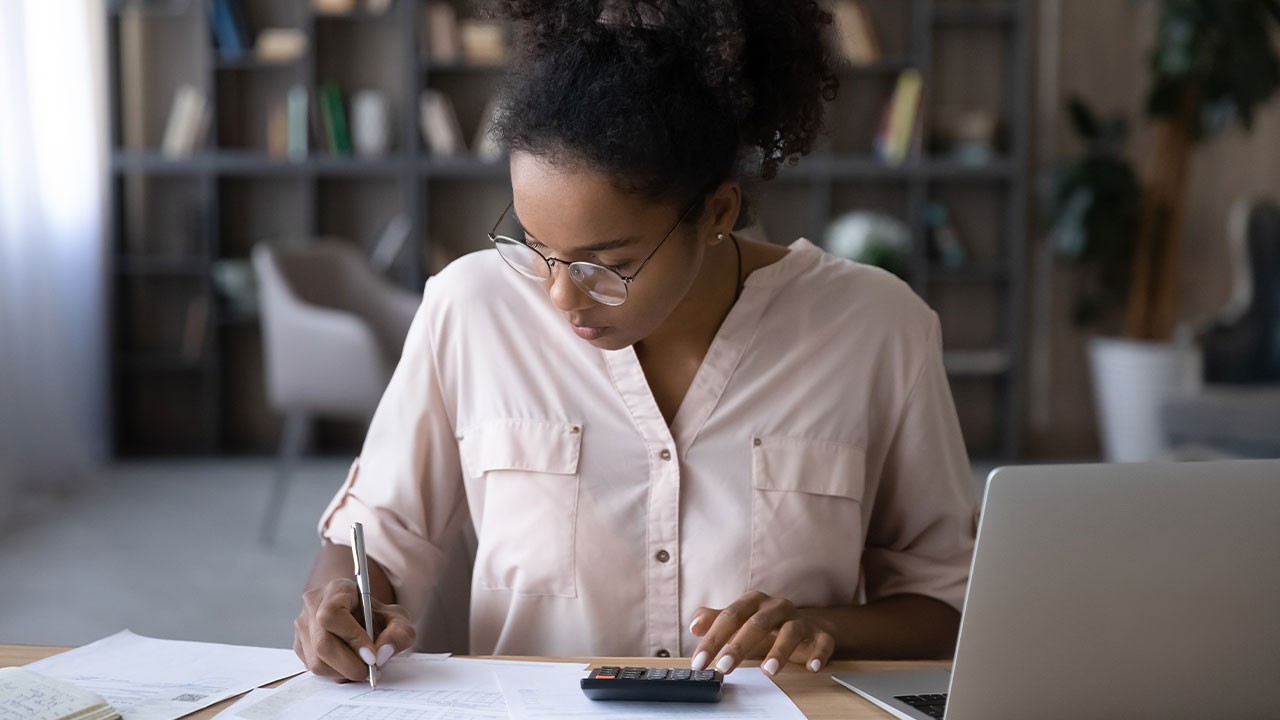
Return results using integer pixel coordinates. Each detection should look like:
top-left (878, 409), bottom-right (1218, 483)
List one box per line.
top-left (218, 655), bottom-right (585, 720)
top-left (24, 630), bottom-right (304, 720)
top-left (495, 665), bottom-right (809, 720)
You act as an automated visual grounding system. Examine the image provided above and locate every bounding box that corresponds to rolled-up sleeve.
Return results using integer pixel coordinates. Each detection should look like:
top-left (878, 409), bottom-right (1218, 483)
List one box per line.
top-left (861, 315), bottom-right (977, 613)
top-left (318, 282), bottom-right (468, 620)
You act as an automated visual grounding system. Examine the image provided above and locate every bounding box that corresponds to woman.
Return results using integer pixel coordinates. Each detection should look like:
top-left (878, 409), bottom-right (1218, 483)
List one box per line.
top-left (294, 0), bottom-right (976, 681)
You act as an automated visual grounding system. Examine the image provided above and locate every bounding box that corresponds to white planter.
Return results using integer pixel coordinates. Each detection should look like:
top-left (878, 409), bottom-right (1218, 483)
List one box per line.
top-left (1088, 336), bottom-right (1202, 463)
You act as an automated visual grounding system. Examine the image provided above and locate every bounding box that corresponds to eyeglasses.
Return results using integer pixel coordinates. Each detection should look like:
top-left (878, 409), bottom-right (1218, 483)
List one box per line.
top-left (488, 199), bottom-right (697, 306)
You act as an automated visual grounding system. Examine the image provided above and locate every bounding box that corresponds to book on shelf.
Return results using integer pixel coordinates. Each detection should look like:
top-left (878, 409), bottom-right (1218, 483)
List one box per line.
top-left (875, 68), bottom-right (923, 166)
top-left (311, 0), bottom-right (357, 14)
top-left (266, 100), bottom-right (289, 159)
top-left (831, 0), bottom-right (881, 65)
top-left (311, 0), bottom-right (393, 14)
top-left (255, 27), bottom-right (307, 63)
top-left (319, 83), bottom-right (353, 156)
top-left (459, 19), bottom-right (509, 65)
top-left (160, 84), bottom-right (208, 157)
top-left (0, 664), bottom-right (119, 720)
top-left (287, 85), bottom-right (309, 160)
top-left (419, 89), bottom-right (465, 156)
top-left (209, 0), bottom-right (253, 58)
top-left (180, 294), bottom-right (209, 362)
top-left (423, 2), bottom-right (460, 64)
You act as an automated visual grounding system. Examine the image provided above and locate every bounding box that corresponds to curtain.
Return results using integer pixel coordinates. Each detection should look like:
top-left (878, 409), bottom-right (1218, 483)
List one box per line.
top-left (0, 0), bottom-right (109, 529)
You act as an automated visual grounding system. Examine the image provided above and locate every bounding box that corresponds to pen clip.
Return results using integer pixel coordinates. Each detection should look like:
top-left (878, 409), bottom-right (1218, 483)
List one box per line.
top-left (350, 522), bottom-right (364, 580)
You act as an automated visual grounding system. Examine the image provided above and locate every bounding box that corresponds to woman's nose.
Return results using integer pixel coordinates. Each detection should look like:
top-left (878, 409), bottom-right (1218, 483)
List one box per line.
top-left (545, 263), bottom-right (596, 313)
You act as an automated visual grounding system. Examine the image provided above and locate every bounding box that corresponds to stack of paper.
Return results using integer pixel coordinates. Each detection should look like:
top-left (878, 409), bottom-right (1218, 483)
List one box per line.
top-left (23, 631), bottom-right (303, 720)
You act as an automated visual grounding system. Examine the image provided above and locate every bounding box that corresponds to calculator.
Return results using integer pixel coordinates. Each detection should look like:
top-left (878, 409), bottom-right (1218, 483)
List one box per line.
top-left (580, 666), bottom-right (724, 702)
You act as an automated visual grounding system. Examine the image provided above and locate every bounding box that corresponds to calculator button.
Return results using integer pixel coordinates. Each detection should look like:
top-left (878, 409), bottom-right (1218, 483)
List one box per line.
top-left (645, 668), bottom-right (668, 680)
top-left (693, 670), bottom-right (716, 681)
top-left (671, 669), bottom-right (692, 680)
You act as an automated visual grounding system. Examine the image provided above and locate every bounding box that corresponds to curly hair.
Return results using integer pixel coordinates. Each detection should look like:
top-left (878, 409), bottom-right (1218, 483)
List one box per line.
top-left (486, 0), bottom-right (838, 227)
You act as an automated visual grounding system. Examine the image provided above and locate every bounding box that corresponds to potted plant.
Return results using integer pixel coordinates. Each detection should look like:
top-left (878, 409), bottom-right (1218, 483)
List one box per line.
top-left (1053, 0), bottom-right (1280, 461)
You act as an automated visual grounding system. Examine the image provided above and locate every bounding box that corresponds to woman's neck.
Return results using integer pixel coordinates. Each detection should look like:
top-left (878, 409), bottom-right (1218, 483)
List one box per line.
top-left (636, 236), bottom-right (743, 360)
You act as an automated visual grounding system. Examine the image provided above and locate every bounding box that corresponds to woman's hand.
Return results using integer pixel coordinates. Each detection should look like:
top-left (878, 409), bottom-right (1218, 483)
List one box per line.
top-left (294, 578), bottom-right (417, 682)
top-left (688, 591), bottom-right (835, 676)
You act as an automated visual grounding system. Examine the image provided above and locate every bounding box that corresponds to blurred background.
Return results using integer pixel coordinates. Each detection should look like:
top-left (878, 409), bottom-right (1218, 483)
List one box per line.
top-left (1, 0), bottom-right (1278, 649)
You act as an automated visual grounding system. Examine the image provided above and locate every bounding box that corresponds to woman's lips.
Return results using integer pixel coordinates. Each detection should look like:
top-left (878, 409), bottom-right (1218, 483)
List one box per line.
top-left (572, 325), bottom-right (607, 340)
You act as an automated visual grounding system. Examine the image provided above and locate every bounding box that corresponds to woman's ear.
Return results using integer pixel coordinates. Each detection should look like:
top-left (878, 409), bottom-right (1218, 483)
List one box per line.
top-left (703, 181), bottom-right (741, 245)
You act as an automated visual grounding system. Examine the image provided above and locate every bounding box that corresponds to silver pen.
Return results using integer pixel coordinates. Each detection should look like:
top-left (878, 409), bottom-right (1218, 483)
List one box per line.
top-left (350, 522), bottom-right (379, 689)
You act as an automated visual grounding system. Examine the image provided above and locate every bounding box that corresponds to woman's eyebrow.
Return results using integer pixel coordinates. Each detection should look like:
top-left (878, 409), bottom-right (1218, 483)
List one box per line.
top-left (522, 229), bottom-right (638, 253)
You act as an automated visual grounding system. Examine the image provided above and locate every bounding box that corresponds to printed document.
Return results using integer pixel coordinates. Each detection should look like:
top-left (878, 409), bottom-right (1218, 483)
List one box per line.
top-left (24, 630), bottom-right (303, 720)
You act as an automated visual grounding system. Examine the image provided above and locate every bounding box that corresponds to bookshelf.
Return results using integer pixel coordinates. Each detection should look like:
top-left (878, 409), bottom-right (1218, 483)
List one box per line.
top-left (106, 0), bottom-right (1031, 461)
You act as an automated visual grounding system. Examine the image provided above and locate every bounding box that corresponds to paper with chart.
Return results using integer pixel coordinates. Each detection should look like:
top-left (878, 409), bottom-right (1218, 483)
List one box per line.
top-left (23, 630), bottom-right (304, 720)
top-left (218, 655), bottom-right (586, 720)
top-left (494, 664), bottom-right (808, 720)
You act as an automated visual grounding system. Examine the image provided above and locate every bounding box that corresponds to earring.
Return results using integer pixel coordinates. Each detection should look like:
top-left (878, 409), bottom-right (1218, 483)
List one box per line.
top-left (717, 233), bottom-right (725, 241)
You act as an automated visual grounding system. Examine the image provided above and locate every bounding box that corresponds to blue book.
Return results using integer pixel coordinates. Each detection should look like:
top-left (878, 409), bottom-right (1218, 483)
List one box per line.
top-left (209, 0), bottom-right (245, 57)
top-left (225, 0), bottom-right (254, 53)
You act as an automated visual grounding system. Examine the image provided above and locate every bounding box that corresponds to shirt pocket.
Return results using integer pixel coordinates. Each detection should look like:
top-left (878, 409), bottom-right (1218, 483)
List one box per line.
top-left (459, 419), bottom-right (582, 597)
top-left (747, 435), bottom-right (866, 607)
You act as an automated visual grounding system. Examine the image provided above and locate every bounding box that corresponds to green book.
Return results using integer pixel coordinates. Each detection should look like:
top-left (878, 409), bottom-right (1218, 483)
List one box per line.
top-left (319, 83), bottom-right (352, 156)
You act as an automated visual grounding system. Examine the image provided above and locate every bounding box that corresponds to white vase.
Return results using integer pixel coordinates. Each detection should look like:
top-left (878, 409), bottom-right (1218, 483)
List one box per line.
top-left (1088, 336), bottom-right (1203, 462)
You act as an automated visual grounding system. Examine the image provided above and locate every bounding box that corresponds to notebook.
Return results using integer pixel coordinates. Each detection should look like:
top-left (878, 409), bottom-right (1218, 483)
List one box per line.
top-left (0, 666), bottom-right (119, 720)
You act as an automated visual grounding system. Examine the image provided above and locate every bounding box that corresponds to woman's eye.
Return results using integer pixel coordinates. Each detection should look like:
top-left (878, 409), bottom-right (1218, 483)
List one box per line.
top-left (526, 239), bottom-right (547, 251)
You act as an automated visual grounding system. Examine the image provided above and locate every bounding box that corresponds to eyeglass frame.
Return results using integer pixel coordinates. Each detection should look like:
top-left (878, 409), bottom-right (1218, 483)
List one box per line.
top-left (487, 196), bottom-right (700, 305)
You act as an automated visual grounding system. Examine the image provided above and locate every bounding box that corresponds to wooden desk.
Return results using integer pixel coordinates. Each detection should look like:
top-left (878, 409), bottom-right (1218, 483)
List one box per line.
top-left (1, 644), bottom-right (947, 719)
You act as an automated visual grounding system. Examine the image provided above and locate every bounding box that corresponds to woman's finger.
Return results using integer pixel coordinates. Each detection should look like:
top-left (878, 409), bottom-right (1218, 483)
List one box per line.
top-left (690, 592), bottom-right (767, 673)
top-left (688, 606), bottom-right (718, 638)
top-left (804, 630), bottom-right (837, 673)
top-left (760, 619), bottom-right (806, 676)
top-left (710, 596), bottom-right (791, 674)
top-left (371, 601), bottom-right (417, 667)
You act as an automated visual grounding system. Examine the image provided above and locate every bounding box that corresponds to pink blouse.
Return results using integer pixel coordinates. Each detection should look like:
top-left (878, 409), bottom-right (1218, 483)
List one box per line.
top-left (319, 238), bottom-right (977, 658)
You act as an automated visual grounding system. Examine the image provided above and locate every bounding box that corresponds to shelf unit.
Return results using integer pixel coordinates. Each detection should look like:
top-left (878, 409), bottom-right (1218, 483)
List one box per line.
top-left (106, 0), bottom-right (1030, 461)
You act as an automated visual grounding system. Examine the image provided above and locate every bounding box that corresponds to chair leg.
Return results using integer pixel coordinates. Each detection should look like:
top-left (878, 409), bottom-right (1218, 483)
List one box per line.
top-left (260, 412), bottom-right (311, 547)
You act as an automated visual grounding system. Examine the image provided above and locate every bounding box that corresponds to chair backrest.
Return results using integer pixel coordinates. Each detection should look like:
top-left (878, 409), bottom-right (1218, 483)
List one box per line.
top-left (1203, 200), bottom-right (1280, 382)
top-left (259, 239), bottom-right (420, 356)
top-left (252, 239), bottom-right (419, 416)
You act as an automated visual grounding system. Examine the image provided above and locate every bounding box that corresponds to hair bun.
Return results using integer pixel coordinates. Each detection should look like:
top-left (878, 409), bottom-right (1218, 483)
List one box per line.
top-left (489, 0), bottom-right (837, 204)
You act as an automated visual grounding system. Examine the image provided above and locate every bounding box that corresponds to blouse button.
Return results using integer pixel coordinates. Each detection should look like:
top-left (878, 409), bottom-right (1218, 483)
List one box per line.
top-left (655, 549), bottom-right (670, 563)
top-left (570, 426), bottom-right (580, 434)
top-left (753, 437), bottom-right (762, 447)
top-left (659, 449), bottom-right (672, 461)
top-left (655, 649), bottom-right (671, 658)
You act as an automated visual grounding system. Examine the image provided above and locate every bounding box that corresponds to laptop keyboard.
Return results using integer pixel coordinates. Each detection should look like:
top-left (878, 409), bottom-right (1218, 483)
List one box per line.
top-left (895, 693), bottom-right (948, 718)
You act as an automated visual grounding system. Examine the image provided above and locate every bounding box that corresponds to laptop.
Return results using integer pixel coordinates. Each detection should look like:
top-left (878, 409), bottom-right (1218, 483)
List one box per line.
top-left (833, 459), bottom-right (1280, 720)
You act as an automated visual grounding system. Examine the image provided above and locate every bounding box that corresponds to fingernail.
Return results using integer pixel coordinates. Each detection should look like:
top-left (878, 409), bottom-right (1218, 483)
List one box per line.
top-left (691, 651), bottom-right (709, 671)
top-left (716, 655), bottom-right (735, 674)
top-left (688, 616), bottom-right (700, 634)
top-left (358, 647), bottom-right (376, 666)
top-left (808, 659), bottom-right (822, 672)
top-left (762, 658), bottom-right (780, 675)
top-left (375, 644), bottom-right (395, 666)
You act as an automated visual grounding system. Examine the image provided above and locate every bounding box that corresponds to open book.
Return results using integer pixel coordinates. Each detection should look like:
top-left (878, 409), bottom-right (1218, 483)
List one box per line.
top-left (0, 667), bottom-right (119, 720)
